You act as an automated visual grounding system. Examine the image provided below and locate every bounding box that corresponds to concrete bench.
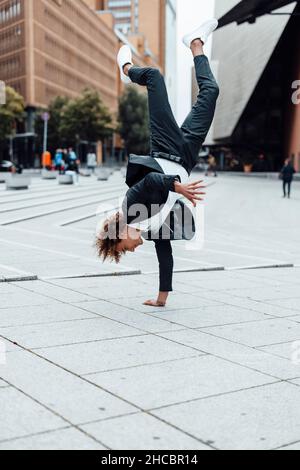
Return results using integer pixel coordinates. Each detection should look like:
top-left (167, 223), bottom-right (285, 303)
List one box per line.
top-left (0, 174), bottom-right (8, 183)
top-left (79, 169), bottom-right (92, 177)
top-left (6, 175), bottom-right (31, 190)
top-left (58, 174), bottom-right (74, 185)
top-left (96, 169), bottom-right (110, 181)
top-left (42, 170), bottom-right (58, 180)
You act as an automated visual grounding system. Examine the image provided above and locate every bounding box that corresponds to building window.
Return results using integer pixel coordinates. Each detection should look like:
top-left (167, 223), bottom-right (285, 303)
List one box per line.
top-left (0, 25), bottom-right (23, 55)
top-left (0, 0), bottom-right (21, 25)
top-left (108, 0), bottom-right (131, 7)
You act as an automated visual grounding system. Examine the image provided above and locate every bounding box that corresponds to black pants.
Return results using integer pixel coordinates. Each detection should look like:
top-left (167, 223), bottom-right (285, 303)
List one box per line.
top-left (128, 55), bottom-right (219, 175)
top-left (283, 180), bottom-right (292, 197)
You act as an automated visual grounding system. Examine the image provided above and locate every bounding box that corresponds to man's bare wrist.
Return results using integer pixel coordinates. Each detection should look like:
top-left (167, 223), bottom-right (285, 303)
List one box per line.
top-left (174, 180), bottom-right (182, 193)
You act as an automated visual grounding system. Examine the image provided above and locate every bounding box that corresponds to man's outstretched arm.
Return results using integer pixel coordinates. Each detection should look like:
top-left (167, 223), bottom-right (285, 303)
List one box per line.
top-left (144, 172), bottom-right (206, 206)
top-left (144, 172), bottom-right (180, 195)
top-left (143, 240), bottom-right (173, 307)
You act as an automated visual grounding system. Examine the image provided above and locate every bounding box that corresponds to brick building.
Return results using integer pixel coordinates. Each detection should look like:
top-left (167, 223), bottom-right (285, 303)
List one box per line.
top-left (0, 0), bottom-right (118, 123)
top-left (84, 0), bottom-right (177, 112)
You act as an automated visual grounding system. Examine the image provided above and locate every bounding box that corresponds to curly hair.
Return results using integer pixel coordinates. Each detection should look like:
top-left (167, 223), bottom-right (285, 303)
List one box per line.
top-left (95, 211), bottom-right (127, 263)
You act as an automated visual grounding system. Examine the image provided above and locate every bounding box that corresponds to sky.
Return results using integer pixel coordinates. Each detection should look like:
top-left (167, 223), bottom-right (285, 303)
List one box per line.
top-left (176, 0), bottom-right (216, 124)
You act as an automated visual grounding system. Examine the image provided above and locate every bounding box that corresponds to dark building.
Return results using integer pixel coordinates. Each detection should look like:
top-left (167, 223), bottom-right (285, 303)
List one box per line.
top-left (211, 0), bottom-right (300, 172)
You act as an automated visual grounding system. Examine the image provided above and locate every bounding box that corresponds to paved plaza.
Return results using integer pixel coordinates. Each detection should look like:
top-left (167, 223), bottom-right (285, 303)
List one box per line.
top-left (0, 170), bottom-right (300, 450)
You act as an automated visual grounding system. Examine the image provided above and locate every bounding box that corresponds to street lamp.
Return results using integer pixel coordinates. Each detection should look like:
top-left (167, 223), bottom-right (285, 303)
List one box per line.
top-left (42, 112), bottom-right (50, 153)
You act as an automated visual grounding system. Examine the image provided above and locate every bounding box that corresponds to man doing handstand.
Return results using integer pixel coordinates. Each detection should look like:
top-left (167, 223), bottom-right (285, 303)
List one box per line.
top-left (96, 19), bottom-right (220, 307)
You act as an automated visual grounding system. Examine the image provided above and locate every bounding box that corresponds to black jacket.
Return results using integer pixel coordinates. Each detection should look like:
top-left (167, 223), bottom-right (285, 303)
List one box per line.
top-left (123, 155), bottom-right (195, 292)
top-left (281, 163), bottom-right (296, 182)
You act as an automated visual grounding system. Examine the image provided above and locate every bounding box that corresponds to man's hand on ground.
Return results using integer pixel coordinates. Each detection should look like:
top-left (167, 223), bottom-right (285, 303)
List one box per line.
top-left (143, 292), bottom-right (169, 307)
top-left (143, 300), bottom-right (166, 307)
top-left (174, 179), bottom-right (206, 207)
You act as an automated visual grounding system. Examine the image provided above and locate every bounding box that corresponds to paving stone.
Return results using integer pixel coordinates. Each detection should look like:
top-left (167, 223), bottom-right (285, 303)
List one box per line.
top-left (258, 341), bottom-right (300, 363)
top-left (0, 350), bottom-right (136, 424)
top-left (0, 379), bottom-right (9, 388)
top-left (191, 290), bottom-right (300, 317)
top-left (0, 291), bottom-right (60, 309)
top-left (87, 355), bottom-right (274, 409)
top-left (0, 337), bottom-right (20, 354)
top-left (202, 318), bottom-right (300, 348)
top-left (0, 282), bottom-right (19, 294)
top-left (277, 441), bottom-right (300, 450)
top-left (1, 175), bottom-right (300, 447)
top-left (0, 317), bottom-right (141, 349)
top-left (74, 300), bottom-right (185, 333)
top-left (51, 276), bottom-right (154, 300)
top-left (225, 271), bottom-right (293, 287)
top-left (15, 280), bottom-right (94, 303)
top-left (238, 268), bottom-right (300, 285)
top-left (226, 286), bottom-right (300, 302)
top-left (81, 413), bottom-right (211, 450)
top-left (0, 303), bottom-right (99, 328)
top-left (0, 428), bottom-right (106, 450)
top-left (159, 330), bottom-right (300, 380)
top-left (153, 382), bottom-right (300, 450)
top-left (116, 292), bottom-right (222, 313)
top-left (175, 277), bottom-right (263, 292)
top-left (145, 304), bottom-right (271, 328)
top-left (37, 334), bottom-right (200, 375)
top-left (265, 297), bottom-right (300, 312)
top-left (0, 387), bottom-right (66, 442)
top-left (289, 378), bottom-right (300, 386)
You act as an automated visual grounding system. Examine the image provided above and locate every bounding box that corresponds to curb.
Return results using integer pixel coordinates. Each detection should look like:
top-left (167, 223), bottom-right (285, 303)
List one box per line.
top-left (173, 266), bottom-right (225, 274)
top-left (0, 275), bottom-right (38, 283)
top-left (42, 270), bottom-right (142, 281)
top-left (226, 263), bottom-right (294, 271)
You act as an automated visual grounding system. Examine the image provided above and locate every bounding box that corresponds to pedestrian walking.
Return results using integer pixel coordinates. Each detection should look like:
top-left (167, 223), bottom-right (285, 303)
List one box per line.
top-left (280, 159), bottom-right (296, 198)
top-left (54, 149), bottom-right (63, 171)
top-left (68, 147), bottom-right (77, 162)
top-left (42, 150), bottom-right (52, 170)
top-left (206, 154), bottom-right (217, 177)
top-left (87, 150), bottom-right (97, 172)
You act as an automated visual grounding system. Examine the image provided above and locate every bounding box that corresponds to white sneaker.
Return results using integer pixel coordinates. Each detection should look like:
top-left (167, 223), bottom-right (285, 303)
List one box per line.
top-left (182, 19), bottom-right (218, 48)
top-left (117, 45), bottom-right (133, 84)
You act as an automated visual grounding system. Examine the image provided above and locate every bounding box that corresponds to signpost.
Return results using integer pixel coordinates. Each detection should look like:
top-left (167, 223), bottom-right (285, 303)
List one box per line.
top-left (42, 112), bottom-right (50, 153)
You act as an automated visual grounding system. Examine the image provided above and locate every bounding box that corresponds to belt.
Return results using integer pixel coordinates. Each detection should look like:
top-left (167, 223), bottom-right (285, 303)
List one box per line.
top-left (152, 151), bottom-right (183, 165)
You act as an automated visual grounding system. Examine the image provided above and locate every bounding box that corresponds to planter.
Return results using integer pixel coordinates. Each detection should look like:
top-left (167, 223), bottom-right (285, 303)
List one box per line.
top-left (6, 175), bottom-right (31, 190)
top-left (0, 174), bottom-right (8, 183)
top-left (58, 174), bottom-right (74, 185)
top-left (96, 169), bottom-right (110, 181)
top-left (42, 170), bottom-right (58, 180)
top-left (79, 169), bottom-right (92, 177)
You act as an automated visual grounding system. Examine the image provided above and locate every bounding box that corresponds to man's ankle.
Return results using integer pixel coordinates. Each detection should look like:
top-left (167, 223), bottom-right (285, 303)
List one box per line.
top-left (191, 38), bottom-right (203, 47)
top-left (123, 63), bottom-right (132, 76)
top-left (190, 39), bottom-right (204, 58)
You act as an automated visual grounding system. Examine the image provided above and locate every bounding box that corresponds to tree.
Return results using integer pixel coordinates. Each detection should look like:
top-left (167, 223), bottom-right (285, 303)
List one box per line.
top-left (59, 88), bottom-right (113, 145)
top-left (0, 86), bottom-right (24, 146)
top-left (118, 87), bottom-right (150, 155)
top-left (35, 96), bottom-right (70, 154)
